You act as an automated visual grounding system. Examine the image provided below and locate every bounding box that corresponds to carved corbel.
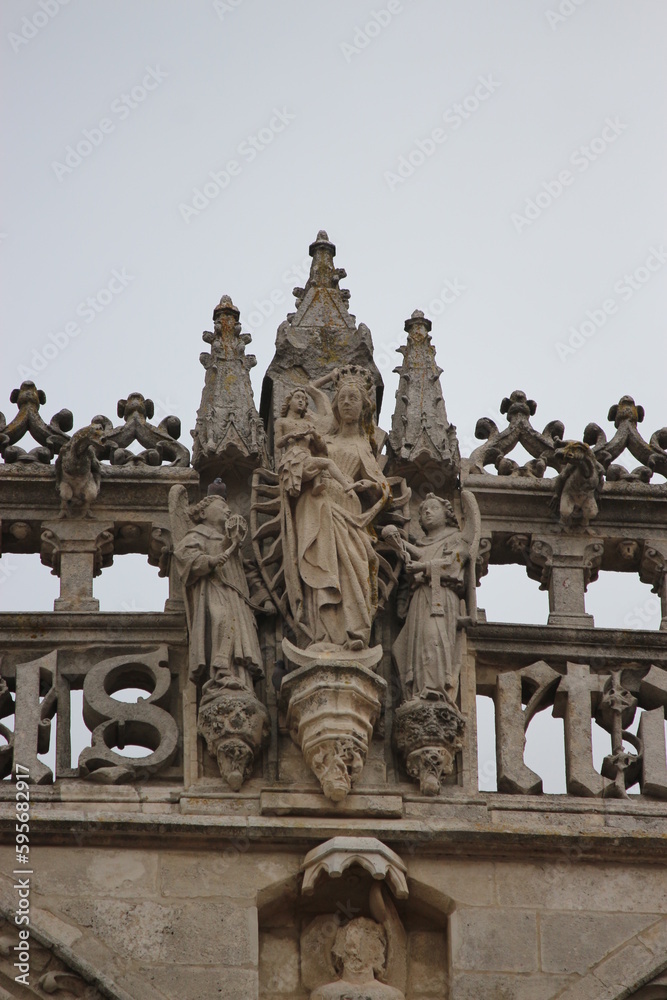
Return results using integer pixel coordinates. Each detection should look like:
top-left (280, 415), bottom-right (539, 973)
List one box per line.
top-left (280, 643), bottom-right (385, 802)
top-left (639, 543), bottom-right (667, 630)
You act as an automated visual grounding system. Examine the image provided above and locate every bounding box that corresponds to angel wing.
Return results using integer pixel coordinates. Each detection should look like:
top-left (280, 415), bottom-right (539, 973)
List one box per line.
top-left (461, 488), bottom-right (481, 623)
top-left (168, 484), bottom-right (194, 549)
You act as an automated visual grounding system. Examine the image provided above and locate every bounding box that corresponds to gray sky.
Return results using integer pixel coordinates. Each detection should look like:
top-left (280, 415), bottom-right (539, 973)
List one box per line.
top-left (2, 0), bottom-right (666, 788)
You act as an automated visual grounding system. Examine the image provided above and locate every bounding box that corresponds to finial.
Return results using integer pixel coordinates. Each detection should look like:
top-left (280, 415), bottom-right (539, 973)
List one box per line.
top-left (212, 295), bottom-right (240, 322)
top-left (404, 309), bottom-right (432, 334)
top-left (309, 230), bottom-right (336, 257)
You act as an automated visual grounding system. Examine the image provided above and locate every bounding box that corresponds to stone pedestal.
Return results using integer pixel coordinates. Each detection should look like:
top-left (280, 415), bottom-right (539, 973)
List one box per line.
top-left (197, 689), bottom-right (270, 791)
top-left (393, 699), bottom-right (465, 796)
top-left (280, 640), bottom-right (386, 802)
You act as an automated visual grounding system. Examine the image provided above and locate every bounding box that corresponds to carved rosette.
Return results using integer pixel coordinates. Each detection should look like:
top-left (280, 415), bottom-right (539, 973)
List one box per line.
top-left (393, 699), bottom-right (465, 796)
top-left (197, 689), bottom-right (270, 791)
top-left (280, 651), bottom-right (386, 802)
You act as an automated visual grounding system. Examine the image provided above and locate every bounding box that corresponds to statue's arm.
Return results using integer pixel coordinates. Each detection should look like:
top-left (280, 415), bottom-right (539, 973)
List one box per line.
top-left (174, 535), bottom-right (222, 586)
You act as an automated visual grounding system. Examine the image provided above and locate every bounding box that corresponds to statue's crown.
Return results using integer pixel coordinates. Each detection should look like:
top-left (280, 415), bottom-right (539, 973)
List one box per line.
top-left (332, 364), bottom-right (374, 397)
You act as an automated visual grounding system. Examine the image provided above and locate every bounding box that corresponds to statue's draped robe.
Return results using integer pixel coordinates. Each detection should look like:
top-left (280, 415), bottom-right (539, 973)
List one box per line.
top-left (174, 524), bottom-right (263, 694)
top-left (393, 528), bottom-right (469, 702)
top-left (282, 434), bottom-right (388, 648)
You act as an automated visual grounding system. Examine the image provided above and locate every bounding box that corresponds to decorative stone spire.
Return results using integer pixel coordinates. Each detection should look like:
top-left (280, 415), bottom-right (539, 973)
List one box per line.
top-left (260, 230), bottom-right (383, 427)
top-left (386, 310), bottom-right (460, 491)
top-left (192, 295), bottom-right (268, 479)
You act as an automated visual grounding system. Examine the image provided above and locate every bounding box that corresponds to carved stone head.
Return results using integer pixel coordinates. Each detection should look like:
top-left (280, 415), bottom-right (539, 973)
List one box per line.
top-left (331, 366), bottom-right (376, 442)
top-left (418, 494), bottom-right (458, 532)
top-left (281, 388), bottom-right (309, 417)
top-left (189, 494), bottom-right (230, 529)
top-left (332, 917), bottom-right (387, 982)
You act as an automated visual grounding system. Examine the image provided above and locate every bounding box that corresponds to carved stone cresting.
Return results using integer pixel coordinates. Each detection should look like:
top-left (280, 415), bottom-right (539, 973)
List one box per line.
top-left (280, 648), bottom-right (385, 801)
top-left (0, 380), bottom-right (72, 464)
top-left (386, 309), bottom-right (460, 492)
top-left (383, 490), bottom-right (479, 794)
top-left (170, 482), bottom-right (271, 789)
top-left (300, 837), bottom-right (409, 899)
top-left (191, 294), bottom-right (268, 477)
top-left (464, 389), bottom-right (667, 485)
top-left (55, 422), bottom-right (106, 517)
top-left (91, 392), bottom-right (189, 467)
top-left (584, 394), bottom-right (667, 482)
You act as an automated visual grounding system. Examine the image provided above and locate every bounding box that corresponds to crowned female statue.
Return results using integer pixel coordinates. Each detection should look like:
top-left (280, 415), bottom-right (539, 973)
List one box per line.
top-left (278, 365), bottom-right (391, 652)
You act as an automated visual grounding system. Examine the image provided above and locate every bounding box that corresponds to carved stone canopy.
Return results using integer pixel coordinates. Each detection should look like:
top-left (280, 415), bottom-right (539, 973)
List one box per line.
top-left (301, 837), bottom-right (409, 899)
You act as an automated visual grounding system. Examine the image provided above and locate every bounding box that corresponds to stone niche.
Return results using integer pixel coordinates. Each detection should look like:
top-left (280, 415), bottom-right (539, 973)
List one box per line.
top-left (258, 866), bottom-right (449, 999)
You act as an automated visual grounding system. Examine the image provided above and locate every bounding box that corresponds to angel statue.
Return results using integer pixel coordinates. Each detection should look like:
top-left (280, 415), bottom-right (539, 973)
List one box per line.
top-left (307, 884), bottom-right (406, 1000)
top-left (170, 480), bottom-right (271, 700)
top-left (383, 491), bottom-right (480, 707)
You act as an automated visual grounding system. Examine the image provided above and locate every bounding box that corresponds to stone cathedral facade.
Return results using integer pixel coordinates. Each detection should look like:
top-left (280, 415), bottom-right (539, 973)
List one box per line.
top-left (0, 231), bottom-right (666, 999)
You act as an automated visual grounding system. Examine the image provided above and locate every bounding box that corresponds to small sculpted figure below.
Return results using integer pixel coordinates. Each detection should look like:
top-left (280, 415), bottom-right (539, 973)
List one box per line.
top-left (280, 366), bottom-right (391, 651)
top-left (552, 439), bottom-right (604, 528)
top-left (384, 492), bottom-right (479, 707)
top-left (55, 422), bottom-right (106, 517)
top-left (171, 481), bottom-right (271, 705)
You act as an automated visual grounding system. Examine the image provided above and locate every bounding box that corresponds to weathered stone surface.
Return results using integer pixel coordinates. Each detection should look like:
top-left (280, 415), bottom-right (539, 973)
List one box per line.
top-left (407, 931), bottom-right (447, 994)
top-left (539, 912), bottom-right (656, 974)
top-left (452, 972), bottom-right (571, 1000)
top-left (145, 965), bottom-right (259, 1000)
top-left (450, 909), bottom-right (538, 973)
top-left (259, 931), bottom-right (301, 994)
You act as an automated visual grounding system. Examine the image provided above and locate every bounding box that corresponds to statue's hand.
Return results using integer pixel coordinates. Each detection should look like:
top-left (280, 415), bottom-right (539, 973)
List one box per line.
top-left (226, 514), bottom-right (247, 543)
top-left (346, 478), bottom-right (375, 493)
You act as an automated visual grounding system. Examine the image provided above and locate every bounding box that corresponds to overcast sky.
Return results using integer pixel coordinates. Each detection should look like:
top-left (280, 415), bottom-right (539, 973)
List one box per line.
top-left (2, 0), bottom-right (666, 788)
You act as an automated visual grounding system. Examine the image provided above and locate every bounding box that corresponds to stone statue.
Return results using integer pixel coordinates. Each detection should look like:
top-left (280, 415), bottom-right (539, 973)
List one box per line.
top-left (171, 481), bottom-right (268, 697)
top-left (55, 422), bottom-right (106, 517)
top-left (308, 884), bottom-right (405, 1000)
top-left (384, 492), bottom-right (479, 706)
top-left (383, 491), bottom-right (480, 795)
top-left (279, 365), bottom-right (391, 651)
top-left (310, 918), bottom-right (405, 1000)
top-left (275, 384), bottom-right (350, 498)
top-left (552, 439), bottom-right (604, 527)
top-left (169, 481), bottom-right (272, 789)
